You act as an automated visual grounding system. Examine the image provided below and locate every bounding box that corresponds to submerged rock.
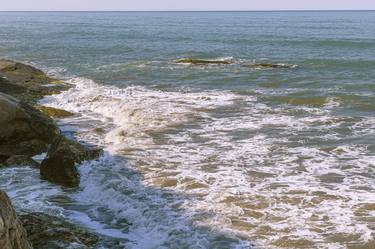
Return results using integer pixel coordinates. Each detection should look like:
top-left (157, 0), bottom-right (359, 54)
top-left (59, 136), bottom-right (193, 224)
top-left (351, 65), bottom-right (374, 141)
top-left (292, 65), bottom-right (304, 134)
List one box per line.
top-left (19, 212), bottom-right (99, 249)
top-left (249, 63), bottom-right (297, 69)
top-left (35, 105), bottom-right (74, 119)
top-left (174, 58), bottom-right (233, 65)
top-left (0, 92), bottom-right (60, 163)
top-left (0, 59), bottom-right (71, 103)
top-left (0, 190), bottom-right (32, 249)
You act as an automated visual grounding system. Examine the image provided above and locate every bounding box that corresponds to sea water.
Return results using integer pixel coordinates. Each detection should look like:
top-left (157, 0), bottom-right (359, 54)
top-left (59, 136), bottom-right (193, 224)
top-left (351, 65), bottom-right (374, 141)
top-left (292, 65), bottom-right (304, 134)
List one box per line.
top-left (0, 11), bottom-right (375, 249)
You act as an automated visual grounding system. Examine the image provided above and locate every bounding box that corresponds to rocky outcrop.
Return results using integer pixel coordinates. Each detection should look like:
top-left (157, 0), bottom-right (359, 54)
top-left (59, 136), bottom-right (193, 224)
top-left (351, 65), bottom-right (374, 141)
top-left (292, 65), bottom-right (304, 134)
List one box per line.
top-left (0, 60), bottom-right (103, 246)
top-left (40, 135), bottom-right (103, 187)
top-left (174, 58), bottom-right (233, 65)
top-left (0, 190), bottom-right (32, 249)
top-left (20, 212), bottom-right (98, 249)
top-left (0, 60), bottom-right (71, 104)
top-left (0, 92), bottom-right (59, 164)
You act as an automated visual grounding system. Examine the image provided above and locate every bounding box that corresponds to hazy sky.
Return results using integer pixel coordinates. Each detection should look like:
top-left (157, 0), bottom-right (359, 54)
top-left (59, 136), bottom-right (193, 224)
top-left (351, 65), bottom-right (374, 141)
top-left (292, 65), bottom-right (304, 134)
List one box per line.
top-left (1, 0), bottom-right (375, 11)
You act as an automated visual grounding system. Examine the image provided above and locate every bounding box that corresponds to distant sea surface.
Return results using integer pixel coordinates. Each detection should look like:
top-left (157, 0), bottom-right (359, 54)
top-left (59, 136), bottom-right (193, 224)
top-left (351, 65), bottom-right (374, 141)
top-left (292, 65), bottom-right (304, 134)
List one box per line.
top-left (1, 11), bottom-right (375, 249)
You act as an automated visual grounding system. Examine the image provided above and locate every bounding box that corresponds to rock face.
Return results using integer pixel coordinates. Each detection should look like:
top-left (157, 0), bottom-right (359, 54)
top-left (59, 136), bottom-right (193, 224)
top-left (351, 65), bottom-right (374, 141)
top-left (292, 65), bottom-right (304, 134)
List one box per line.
top-left (0, 59), bottom-right (71, 104)
top-left (19, 212), bottom-right (98, 249)
top-left (0, 92), bottom-right (59, 164)
top-left (0, 190), bottom-right (32, 249)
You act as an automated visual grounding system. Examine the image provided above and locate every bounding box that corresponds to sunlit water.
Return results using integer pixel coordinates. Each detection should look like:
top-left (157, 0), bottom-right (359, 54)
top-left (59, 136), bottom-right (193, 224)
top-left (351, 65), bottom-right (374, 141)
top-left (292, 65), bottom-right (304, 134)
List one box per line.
top-left (1, 11), bottom-right (375, 249)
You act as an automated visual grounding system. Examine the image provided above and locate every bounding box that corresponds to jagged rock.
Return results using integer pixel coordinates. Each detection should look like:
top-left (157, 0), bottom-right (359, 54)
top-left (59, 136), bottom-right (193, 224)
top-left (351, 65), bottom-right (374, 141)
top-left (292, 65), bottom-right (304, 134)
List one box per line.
top-left (0, 59), bottom-right (71, 104)
top-left (0, 93), bottom-right (60, 162)
top-left (35, 105), bottom-right (74, 119)
top-left (174, 58), bottom-right (233, 65)
top-left (19, 212), bottom-right (98, 249)
top-left (0, 190), bottom-right (32, 249)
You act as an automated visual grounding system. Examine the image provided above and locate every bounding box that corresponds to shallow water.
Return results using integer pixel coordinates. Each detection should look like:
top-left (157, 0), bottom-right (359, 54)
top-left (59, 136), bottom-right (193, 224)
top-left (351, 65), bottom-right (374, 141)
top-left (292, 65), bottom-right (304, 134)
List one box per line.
top-left (1, 11), bottom-right (375, 249)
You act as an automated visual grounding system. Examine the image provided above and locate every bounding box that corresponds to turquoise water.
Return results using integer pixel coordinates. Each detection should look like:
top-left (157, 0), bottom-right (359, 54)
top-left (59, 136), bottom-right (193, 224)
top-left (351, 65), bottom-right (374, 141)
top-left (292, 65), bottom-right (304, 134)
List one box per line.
top-left (1, 11), bottom-right (375, 249)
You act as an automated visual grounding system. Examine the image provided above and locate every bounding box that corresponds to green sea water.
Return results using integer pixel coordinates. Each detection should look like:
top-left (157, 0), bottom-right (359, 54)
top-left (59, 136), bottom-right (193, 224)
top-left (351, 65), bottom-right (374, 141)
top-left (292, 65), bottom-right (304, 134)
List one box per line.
top-left (0, 11), bottom-right (375, 249)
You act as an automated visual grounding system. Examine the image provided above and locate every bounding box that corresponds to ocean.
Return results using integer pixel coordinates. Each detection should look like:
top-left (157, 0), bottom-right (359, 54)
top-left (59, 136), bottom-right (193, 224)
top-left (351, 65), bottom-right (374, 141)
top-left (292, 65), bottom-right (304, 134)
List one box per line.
top-left (0, 11), bottom-right (375, 249)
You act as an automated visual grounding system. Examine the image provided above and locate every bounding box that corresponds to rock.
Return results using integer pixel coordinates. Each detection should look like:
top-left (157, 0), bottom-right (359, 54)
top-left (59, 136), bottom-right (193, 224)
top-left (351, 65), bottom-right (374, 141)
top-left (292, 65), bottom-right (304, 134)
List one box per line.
top-left (0, 59), bottom-right (71, 103)
top-left (0, 190), bottom-right (32, 249)
top-left (3, 155), bottom-right (39, 168)
top-left (40, 134), bottom-right (104, 187)
top-left (19, 212), bottom-right (98, 249)
top-left (40, 136), bottom-right (80, 188)
top-left (0, 93), bottom-right (60, 161)
top-left (55, 136), bottom-right (103, 164)
top-left (174, 58), bottom-right (233, 65)
top-left (249, 63), bottom-right (297, 69)
top-left (35, 105), bottom-right (74, 119)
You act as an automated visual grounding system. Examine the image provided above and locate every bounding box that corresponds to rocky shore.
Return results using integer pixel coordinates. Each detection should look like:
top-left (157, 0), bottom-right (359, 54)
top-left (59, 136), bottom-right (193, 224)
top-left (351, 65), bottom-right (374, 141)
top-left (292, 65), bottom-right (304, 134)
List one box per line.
top-left (0, 60), bottom-right (102, 248)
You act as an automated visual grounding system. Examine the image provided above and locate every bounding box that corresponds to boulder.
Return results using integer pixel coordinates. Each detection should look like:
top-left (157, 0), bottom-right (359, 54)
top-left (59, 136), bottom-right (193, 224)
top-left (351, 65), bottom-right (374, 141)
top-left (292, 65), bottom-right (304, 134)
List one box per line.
top-left (61, 138), bottom-right (103, 164)
top-left (0, 93), bottom-right (60, 163)
top-left (0, 190), bottom-right (32, 249)
top-left (40, 135), bottom-right (104, 187)
top-left (40, 136), bottom-right (80, 188)
top-left (19, 212), bottom-right (98, 249)
top-left (0, 60), bottom-right (71, 103)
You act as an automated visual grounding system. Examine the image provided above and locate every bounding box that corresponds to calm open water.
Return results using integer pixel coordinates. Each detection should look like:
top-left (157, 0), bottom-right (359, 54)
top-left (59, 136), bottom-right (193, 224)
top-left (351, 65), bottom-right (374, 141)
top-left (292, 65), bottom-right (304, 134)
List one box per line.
top-left (0, 11), bottom-right (375, 249)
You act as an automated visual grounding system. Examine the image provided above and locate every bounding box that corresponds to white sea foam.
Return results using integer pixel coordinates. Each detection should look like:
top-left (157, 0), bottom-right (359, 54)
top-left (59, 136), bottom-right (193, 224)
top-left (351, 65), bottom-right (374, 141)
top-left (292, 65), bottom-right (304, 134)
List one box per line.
top-left (35, 77), bottom-right (375, 248)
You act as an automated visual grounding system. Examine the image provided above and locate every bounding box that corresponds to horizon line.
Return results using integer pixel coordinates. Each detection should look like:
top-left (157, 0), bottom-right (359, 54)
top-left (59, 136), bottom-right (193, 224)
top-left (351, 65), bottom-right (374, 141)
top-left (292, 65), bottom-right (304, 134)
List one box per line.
top-left (1, 9), bottom-right (375, 12)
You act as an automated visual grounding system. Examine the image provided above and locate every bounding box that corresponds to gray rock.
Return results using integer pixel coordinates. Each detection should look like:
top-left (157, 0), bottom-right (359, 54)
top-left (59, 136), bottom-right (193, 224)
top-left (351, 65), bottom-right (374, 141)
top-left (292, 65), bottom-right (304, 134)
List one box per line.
top-left (0, 190), bottom-right (32, 249)
top-left (19, 212), bottom-right (98, 249)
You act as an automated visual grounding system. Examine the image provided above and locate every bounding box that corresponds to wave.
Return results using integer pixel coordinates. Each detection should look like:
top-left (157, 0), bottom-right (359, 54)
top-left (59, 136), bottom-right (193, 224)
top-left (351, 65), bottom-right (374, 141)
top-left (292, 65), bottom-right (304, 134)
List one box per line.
top-left (37, 76), bottom-right (375, 249)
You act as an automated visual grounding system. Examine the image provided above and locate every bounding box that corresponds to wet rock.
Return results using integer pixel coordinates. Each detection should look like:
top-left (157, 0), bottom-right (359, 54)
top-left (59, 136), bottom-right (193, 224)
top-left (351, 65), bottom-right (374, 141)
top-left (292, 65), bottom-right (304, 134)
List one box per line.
top-left (60, 137), bottom-right (103, 164)
top-left (35, 105), bottom-right (74, 119)
top-left (0, 190), bottom-right (32, 249)
top-left (40, 134), bottom-right (103, 187)
top-left (19, 212), bottom-right (98, 249)
top-left (3, 155), bottom-right (39, 168)
top-left (40, 136), bottom-right (80, 188)
top-left (0, 59), bottom-right (71, 104)
top-left (174, 58), bottom-right (233, 65)
top-left (0, 92), bottom-right (60, 161)
top-left (249, 63), bottom-right (297, 69)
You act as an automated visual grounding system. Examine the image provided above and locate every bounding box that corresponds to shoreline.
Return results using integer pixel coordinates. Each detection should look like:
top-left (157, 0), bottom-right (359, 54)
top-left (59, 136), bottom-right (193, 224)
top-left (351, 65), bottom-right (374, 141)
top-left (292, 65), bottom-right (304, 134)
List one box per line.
top-left (0, 59), bottom-right (103, 248)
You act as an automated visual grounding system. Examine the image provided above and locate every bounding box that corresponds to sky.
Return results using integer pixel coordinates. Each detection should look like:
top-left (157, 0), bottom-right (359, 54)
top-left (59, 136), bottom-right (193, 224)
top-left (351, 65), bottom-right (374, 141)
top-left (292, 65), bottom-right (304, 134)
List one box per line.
top-left (1, 0), bottom-right (375, 11)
